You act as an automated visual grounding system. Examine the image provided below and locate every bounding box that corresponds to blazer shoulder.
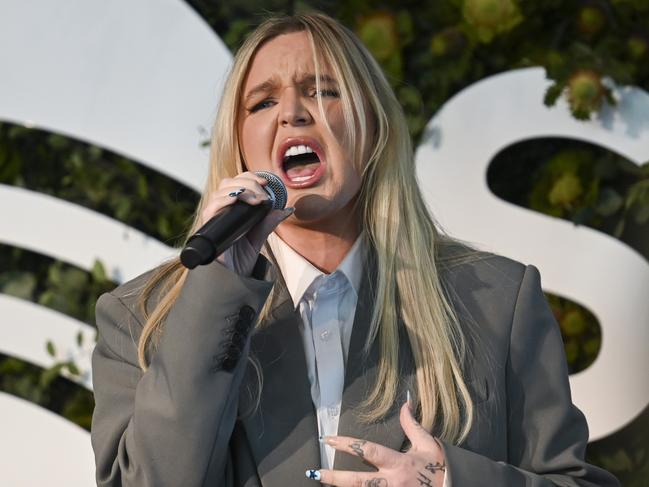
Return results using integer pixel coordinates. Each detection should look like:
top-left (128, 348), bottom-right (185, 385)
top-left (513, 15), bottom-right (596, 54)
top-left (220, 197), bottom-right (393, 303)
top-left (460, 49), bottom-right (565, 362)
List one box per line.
top-left (436, 241), bottom-right (536, 356)
top-left (96, 266), bottom-right (162, 334)
top-left (437, 240), bottom-right (528, 291)
top-left (110, 266), bottom-right (159, 300)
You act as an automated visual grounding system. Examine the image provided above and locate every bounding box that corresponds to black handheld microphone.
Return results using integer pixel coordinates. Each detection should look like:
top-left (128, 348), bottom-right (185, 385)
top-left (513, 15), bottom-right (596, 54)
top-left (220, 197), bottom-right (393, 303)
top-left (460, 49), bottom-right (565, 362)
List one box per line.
top-left (180, 171), bottom-right (287, 269)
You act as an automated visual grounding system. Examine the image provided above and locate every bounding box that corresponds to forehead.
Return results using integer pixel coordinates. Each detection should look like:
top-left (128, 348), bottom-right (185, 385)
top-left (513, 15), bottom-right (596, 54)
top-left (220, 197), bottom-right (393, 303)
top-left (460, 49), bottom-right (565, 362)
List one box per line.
top-left (243, 31), bottom-right (332, 89)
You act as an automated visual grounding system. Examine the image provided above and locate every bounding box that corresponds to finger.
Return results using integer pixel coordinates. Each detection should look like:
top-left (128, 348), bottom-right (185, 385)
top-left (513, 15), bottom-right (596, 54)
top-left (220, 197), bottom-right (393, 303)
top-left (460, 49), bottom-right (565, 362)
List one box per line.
top-left (218, 179), bottom-right (269, 200)
top-left (223, 172), bottom-right (269, 190)
top-left (222, 189), bottom-right (266, 204)
top-left (199, 191), bottom-right (267, 226)
top-left (307, 468), bottom-right (388, 487)
top-left (201, 191), bottom-right (261, 217)
top-left (399, 402), bottom-right (434, 449)
top-left (238, 171), bottom-right (269, 186)
top-left (323, 436), bottom-right (398, 468)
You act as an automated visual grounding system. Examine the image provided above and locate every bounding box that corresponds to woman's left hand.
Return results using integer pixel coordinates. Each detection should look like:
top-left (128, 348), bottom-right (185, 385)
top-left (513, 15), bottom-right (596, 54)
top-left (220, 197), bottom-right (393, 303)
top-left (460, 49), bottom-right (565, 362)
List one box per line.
top-left (307, 402), bottom-right (447, 487)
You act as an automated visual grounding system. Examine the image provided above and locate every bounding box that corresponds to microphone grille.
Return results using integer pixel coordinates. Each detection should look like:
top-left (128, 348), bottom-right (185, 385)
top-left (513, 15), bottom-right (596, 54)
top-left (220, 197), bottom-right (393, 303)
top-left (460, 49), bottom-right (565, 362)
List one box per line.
top-left (255, 171), bottom-right (287, 210)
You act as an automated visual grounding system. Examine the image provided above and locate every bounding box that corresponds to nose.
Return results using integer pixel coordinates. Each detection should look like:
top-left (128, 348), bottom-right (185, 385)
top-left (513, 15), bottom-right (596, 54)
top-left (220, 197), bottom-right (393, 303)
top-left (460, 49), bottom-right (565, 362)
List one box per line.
top-left (279, 88), bottom-right (313, 127)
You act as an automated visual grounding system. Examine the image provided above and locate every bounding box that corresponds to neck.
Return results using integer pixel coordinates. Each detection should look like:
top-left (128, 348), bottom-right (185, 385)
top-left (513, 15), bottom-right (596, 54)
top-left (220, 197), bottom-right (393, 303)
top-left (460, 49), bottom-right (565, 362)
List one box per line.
top-left (275, 212), bottom-right (360, 274)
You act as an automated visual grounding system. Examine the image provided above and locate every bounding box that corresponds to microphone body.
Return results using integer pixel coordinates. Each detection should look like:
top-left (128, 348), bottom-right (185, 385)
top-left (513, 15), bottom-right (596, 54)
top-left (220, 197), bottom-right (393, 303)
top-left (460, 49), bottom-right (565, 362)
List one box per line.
top-left (180, 171), bottom-right (287, 269)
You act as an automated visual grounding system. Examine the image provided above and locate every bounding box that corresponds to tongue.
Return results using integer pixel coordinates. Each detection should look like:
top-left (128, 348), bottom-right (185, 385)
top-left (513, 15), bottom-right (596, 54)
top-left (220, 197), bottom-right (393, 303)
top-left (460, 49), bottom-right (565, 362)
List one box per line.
top-left (285, 161), bottom-right (320, 180)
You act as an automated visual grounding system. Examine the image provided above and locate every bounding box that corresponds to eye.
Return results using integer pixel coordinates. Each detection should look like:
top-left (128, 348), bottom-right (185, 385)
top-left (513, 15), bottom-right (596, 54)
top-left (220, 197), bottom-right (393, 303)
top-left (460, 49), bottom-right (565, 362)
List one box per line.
top-left (248, 99), bottom-right (275, 113)
top-left (310, 88), bottom-right (340, 98)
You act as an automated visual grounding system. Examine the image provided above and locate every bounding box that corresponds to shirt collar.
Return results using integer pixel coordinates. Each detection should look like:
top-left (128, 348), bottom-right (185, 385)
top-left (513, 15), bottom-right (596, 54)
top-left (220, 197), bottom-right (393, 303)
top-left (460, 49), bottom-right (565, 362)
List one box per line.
top-left (266, 232), bottom-right (364, 308)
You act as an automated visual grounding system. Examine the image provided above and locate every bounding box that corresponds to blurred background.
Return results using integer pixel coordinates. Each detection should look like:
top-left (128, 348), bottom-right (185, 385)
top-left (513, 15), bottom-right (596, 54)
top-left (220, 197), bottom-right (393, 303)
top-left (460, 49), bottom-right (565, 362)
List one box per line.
top-left (0, 0), bottom-right (647, 485)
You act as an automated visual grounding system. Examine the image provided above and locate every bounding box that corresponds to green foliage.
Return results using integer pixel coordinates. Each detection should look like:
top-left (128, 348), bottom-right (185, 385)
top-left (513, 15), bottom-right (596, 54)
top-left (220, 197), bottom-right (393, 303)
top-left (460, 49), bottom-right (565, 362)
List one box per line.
top-left (529, 148), bottom-right (649, 237)
top-left (618, 174), bottom-right (649, 236)
top-left (462, 0), bottom-right (523, 43)
top-left (0, 123), bottom-right (199, 247)
top-left (489, 138), bottom-right (649, 252)
top-left (529, 148), bottom-right (601, 218)
top-left (545, 294), bottom-right (601, 374)
top-left (0, 353), bottom-right (94, 431)
top-left (0, 246), bottom-right (115, 326)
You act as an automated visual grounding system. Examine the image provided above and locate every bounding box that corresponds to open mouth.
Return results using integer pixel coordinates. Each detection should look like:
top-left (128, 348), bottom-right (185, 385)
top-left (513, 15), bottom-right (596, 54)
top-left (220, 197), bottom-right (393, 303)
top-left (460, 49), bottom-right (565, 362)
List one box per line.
top-left (281, 143), bottom-right (323, 185)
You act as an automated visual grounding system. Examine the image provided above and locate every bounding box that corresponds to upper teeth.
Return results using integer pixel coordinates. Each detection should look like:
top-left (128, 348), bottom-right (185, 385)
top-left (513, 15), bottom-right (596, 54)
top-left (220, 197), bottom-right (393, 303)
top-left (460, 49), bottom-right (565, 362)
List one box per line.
top-left (284, 144), bottom-right (314, 160)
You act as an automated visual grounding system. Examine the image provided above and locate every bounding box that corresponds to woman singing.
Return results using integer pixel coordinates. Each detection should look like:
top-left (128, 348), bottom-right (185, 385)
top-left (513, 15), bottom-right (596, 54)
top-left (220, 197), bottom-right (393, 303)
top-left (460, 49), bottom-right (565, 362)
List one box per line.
top-left (90, 12), bottom-right (619, 487)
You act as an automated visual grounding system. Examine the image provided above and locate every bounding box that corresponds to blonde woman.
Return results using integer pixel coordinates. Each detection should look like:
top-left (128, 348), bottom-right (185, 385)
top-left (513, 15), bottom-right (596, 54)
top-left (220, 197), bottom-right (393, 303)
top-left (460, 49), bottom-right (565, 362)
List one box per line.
top-left (90, 12), bottom-right (618, 487)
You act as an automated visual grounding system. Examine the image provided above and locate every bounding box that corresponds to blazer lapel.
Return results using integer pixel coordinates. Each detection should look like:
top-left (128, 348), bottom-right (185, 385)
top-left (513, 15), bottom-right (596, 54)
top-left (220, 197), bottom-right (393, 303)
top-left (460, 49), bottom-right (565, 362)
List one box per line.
top-left (334, 262), bottom-right (416, 472)
top-left (239, 274), bottom-right (320, 487)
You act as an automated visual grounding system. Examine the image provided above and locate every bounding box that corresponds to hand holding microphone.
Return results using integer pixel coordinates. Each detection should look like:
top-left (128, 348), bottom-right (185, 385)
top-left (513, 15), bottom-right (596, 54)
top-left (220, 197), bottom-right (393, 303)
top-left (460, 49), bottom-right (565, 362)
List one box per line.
top-left (181, 171), bottom-right (292, 275)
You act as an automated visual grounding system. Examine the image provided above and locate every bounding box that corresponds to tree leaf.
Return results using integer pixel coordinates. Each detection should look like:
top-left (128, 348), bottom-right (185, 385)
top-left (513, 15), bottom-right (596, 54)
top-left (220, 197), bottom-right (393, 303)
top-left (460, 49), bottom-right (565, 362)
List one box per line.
top-left (549, 173), bottom-right (583, 206)
top-left (91, 260), bottom-right (108, 283)
top-left (544, 83), bottom-right (563, 106)
top-left (66, 362), bottom-right (80, 376)
top-left (46, 340), bottom-right (56, 358)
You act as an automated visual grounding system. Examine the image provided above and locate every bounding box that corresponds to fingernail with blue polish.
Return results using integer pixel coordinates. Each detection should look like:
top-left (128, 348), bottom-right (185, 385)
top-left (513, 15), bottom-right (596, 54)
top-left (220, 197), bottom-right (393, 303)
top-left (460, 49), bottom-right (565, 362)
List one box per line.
top-left (306, 469), bottom-right (321, 481)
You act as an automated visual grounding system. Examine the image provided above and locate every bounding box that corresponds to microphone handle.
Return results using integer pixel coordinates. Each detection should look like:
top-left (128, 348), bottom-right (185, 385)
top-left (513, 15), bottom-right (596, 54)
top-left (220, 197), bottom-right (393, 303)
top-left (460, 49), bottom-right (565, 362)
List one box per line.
top-left (180, 199), bottom-right (272, 269)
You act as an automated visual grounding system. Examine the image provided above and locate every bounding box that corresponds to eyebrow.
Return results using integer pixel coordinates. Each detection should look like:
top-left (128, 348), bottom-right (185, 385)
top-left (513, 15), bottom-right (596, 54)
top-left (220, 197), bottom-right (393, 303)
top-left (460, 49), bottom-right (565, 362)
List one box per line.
top-left (243, 74), bottom-right (338, 103)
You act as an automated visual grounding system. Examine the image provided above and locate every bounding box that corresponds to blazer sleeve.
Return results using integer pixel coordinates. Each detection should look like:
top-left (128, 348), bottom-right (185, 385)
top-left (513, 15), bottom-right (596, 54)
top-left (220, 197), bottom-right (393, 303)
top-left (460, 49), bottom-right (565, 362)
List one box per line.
top-left (440, 265), bottom-right (620, 487)
top-left (90, 260), bottom-right (273, 487)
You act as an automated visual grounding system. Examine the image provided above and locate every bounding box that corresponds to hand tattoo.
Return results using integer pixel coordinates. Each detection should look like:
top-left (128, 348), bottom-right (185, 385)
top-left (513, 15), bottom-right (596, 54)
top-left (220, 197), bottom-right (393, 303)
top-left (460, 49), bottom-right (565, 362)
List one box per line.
top-left (349, 439), bottom-right (367, 459)
top-left (424, 461), bottom-right (446, 474)
top-left (417, 472), bottom-right (434, 486)
top-left (365, 479), bottom-right (387, 487)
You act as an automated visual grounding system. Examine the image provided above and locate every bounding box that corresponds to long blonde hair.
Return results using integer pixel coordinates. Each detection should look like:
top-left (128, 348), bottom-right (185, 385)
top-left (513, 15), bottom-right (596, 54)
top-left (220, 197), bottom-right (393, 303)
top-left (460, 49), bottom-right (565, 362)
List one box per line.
top-left (137, 12), bottom-right (474, 444)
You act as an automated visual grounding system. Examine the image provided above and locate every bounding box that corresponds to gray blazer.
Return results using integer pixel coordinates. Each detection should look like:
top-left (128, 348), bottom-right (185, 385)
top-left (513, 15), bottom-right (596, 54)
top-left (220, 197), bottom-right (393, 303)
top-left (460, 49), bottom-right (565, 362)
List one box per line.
top-left (90, 249), bottom-right (619, 487)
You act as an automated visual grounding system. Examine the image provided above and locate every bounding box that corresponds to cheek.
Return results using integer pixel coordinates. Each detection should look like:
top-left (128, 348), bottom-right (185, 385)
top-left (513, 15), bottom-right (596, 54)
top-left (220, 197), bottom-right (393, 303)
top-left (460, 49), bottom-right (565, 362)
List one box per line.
top-left (326, 105), bottom-right (347, 143)
top-left (240, 117), bottom-right (273, 169)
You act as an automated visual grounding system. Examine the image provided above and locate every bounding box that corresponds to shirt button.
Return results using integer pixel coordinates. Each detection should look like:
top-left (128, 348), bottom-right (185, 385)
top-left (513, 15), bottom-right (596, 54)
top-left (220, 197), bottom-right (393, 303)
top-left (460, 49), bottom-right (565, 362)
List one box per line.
top-left (320, 330), bottom-right (331, 341)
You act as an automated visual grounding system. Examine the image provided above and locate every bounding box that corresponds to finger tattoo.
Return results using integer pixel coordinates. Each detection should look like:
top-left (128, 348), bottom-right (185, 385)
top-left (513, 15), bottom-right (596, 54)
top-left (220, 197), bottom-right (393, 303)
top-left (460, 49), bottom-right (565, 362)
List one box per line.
top-left (365, 478), bottom-right (387, 487)
top-left (424, 461), bottom-right (446, 474)
top-left (349, 439), bottom-right (367, 458)
top-left (417, 472), bottom-right (434, 486)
